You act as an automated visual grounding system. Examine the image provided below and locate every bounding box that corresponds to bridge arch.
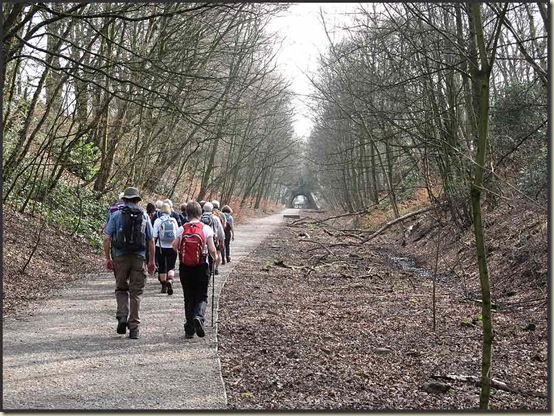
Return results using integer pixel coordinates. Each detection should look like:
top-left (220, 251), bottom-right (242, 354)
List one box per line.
top-left (284, 185), bottom-right (319, 209)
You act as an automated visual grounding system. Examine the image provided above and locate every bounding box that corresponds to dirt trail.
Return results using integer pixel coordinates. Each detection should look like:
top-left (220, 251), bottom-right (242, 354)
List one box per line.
top-left (2, 210), bottom-right (292, 410)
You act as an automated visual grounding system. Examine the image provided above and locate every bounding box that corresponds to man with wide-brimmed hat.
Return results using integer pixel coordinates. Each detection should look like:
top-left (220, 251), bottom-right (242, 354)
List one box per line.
top-left (104, 187), bottom-right (155, 339)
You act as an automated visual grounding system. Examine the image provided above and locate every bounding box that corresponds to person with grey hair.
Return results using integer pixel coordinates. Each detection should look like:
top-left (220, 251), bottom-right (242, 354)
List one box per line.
top-left (211, 200), bottom-right (227, 229)
top-left (152, 198), bottom-right (182, 227)
top-left (201, 202), bottom-right (224, 275)
top-left (153, 202), bottom-right (179, 295)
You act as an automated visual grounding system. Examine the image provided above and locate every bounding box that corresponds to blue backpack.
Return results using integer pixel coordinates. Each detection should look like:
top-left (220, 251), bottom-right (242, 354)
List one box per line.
top-left (200, 212), bottom-right (213, 227)
top-left (159, 214), bottom-right (176, 243)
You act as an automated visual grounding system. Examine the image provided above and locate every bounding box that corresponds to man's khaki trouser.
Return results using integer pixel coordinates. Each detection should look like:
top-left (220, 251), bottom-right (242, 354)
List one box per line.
top-left (113, 254), bottom-right (147, 330)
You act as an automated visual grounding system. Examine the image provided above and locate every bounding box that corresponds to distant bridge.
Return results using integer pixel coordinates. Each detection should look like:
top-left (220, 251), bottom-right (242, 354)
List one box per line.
top-left (283, 184), bottom-right (320, 209)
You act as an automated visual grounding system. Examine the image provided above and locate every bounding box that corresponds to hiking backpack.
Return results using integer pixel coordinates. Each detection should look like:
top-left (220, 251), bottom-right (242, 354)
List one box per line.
top-left (112, 206), bottom-right (147, 252)
top-left (159, 214), bottom-right (177, 243)
top-left (214, 210), bottom-right (226, 229)
top-left (200, 212), bottom-right (213, 227)
top-left (201, 212), bottom-right (219, 244)
top-left (109, 201), bottom-right (125, 214)
top-left (179, 212), bottom-right (188, 225)
top-left (222, 213), bottom-right (231, 231)
top-left (179, 222), bottom-right (207, 266)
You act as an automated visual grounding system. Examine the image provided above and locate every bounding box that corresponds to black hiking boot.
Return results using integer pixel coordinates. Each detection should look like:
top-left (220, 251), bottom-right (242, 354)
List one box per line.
top-left (129, 328), bottom-right (139, 339)
top-left (166, 280), bottom-right (173, 296)
top-left (161, 281), bottom-right (167, 294)
top-left (193, 317), bottom-right (205, 338)
top-left (214, 268), bottom-right (219, 275)
top-left (184, 322), bottom-right (195, 339)
top-left (116, 316), bottom-right (127, 334)
top-left (226, 257), bottom-right (231, 263)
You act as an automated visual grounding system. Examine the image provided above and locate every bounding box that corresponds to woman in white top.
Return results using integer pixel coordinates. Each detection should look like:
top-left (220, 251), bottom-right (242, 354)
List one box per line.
top-left (153, 203), bottom-right (179, 295)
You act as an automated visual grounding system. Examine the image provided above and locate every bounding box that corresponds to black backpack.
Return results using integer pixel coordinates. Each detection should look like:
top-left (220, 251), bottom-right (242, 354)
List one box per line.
top-left (112, 206), bottom-right (147, 252)
top-left (179, 212), bottom-right (189, 225)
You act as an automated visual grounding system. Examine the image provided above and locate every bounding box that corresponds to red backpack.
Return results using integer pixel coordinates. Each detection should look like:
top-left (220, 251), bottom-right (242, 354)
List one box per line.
top-left (179, 222), bottom-right (207, 266)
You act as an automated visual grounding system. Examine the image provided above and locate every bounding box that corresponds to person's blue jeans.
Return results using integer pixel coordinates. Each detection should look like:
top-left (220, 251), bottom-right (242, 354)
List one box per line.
top-left (179, 262), bottom-right (210, 333)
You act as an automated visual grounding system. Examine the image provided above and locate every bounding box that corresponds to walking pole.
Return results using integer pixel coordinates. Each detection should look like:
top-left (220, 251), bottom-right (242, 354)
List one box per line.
top-left (211, 258), bottom-right (216, 327)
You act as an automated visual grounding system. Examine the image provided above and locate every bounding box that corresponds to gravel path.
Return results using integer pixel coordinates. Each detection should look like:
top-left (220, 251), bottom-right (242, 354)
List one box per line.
top-left (3, 210), bottom-right (293, 410)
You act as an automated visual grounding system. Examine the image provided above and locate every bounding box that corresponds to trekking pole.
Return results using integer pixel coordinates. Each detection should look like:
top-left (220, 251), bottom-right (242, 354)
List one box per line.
top-left (211, 260), bottom-right (216, 327)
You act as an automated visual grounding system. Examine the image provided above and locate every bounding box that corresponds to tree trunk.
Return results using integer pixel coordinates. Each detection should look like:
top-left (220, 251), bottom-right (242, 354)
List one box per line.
top-left (467, 2), bottom-right (506, 409)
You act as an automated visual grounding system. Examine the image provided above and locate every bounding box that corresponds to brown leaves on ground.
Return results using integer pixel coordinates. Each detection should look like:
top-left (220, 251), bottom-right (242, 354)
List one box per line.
top-left (3, 206), bottom-right (104, 317)
top-left (2, 198), bottom-right (546, 410)
top-left (218, 205), bottom-right (548, 411)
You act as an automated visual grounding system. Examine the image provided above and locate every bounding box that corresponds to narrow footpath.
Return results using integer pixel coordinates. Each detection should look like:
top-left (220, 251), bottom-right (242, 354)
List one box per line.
top-left (3, 209), bottom-right (295, 410)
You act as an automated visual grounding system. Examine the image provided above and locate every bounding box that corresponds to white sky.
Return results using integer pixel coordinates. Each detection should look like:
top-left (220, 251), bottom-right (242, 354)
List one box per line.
top-left (267, 3), bottom-right (361, 140)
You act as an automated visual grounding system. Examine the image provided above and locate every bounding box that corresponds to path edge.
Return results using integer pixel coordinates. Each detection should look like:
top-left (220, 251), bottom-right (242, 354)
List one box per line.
top-left (212, 213), bottom-right (284, 408)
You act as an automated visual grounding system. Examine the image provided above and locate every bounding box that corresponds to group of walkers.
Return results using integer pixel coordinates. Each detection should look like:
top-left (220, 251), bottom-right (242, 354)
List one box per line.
top-left (102, 187), bottom-right (235, 340)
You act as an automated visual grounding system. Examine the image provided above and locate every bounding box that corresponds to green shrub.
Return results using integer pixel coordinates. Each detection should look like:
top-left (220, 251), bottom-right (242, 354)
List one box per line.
top-left (6, 180), bottom-right (109, 252)
top-left (65, 139), bottom-right (101, 182)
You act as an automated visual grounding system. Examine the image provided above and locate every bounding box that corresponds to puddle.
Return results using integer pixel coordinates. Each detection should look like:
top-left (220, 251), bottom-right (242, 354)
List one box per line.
top-left (390, 256), bottom-right (451, 280)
